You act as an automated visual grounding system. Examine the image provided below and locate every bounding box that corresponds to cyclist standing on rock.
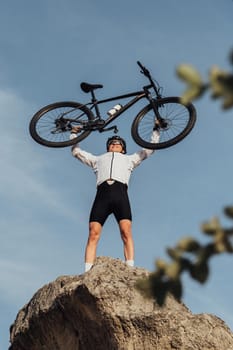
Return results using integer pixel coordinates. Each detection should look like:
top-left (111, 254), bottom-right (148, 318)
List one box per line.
top-left (70, 126), bottom-right (160, 272)
top-left (28, 61), bottom-right (196, 273)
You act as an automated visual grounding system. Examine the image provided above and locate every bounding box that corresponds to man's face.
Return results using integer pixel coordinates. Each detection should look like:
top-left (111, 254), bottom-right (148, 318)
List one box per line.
top-left (108, 141), bottom-right (124, 153)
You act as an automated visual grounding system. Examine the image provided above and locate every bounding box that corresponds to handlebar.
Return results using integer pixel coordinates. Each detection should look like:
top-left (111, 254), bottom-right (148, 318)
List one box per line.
top-left (137, 61), bottom-right (150, 78)
top-left (137, 61), bottom-right (162, 99)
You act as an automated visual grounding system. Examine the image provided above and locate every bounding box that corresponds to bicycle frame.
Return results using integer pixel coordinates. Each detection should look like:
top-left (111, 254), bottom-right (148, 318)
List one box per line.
top-left (83, 83), bottom-right (161, 133)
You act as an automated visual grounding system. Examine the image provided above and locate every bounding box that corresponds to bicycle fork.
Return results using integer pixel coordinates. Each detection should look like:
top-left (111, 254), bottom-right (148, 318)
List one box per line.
top-left (149, 96), bottom-right (168, 129)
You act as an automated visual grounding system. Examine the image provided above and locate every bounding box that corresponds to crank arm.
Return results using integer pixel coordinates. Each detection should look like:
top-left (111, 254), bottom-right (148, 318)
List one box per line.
top-left (99, 125), bottom-right (118, 133)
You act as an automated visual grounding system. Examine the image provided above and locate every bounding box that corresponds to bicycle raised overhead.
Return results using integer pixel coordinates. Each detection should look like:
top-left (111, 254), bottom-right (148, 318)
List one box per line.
top-left (29, 61), bottom-right (196, 149)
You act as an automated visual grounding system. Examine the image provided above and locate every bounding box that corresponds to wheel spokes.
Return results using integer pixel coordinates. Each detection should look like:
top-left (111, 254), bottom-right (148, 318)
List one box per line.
top-left (35, 106), bottom-right (88, 143)
top-left (138, 102), bottom-right (191, 144)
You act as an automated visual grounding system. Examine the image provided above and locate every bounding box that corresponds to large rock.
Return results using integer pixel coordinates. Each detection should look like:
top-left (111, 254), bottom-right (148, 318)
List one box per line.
top-left (9, 256), bottom-right (233, 350)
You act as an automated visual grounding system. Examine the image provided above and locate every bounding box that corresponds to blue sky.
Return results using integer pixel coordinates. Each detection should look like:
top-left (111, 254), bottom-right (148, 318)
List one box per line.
top-left (1, 0), bottom-right (233, 348)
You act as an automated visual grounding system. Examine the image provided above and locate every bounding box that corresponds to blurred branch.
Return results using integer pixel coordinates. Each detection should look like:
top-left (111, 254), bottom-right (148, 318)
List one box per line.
top-left (176, 49), bottom-right (233, 109)
top-left (136, 206), bottom-right (233, 306)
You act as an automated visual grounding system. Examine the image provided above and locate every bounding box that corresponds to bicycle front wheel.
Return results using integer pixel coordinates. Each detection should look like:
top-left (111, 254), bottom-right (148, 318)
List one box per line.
top-left (29, 101), bottom-right (94, 148)
top-left (131, 97), bottom-right (196, 149)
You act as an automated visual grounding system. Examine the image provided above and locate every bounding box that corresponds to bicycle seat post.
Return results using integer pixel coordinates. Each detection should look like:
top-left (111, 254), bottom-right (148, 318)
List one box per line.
top-left (91, 90), bottom-right (101, 120)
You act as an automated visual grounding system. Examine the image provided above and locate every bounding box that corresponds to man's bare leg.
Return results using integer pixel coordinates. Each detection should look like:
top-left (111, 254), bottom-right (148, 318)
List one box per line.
top-left (84, 221), bottom-right (102, 271)
top-left (119, 219), bottom-right (134, 266)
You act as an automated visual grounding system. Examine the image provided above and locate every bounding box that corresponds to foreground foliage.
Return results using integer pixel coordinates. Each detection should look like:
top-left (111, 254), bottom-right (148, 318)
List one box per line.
top-left (137, 206), bottom-right (233, 305)
top-left (176, 49), bottom-right (233, 109)
top-left (137, 50), bottom-right (233, 306)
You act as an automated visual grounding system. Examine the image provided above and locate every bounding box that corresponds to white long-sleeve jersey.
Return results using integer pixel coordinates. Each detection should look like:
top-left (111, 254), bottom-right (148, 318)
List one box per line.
top-left (71, 131), bottom-right (159, 186)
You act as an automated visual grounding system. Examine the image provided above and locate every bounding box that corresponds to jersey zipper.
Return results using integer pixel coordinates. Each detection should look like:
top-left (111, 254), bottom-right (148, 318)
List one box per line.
top-left (109, 152), bottom-right (114, 179)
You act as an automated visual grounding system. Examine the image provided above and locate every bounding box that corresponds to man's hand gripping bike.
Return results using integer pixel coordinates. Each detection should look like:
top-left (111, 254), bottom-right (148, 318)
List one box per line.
top-left (29, 61), bottom-right (196, 149)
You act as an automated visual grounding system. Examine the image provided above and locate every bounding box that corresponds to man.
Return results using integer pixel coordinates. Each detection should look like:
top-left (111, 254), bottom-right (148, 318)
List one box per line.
top-left (70, 129), bottom-right (160, 272)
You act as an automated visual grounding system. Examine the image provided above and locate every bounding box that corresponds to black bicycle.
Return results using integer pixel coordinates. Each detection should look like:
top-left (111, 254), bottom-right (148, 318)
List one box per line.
top-left (29, 61), bottom-right (196, 149)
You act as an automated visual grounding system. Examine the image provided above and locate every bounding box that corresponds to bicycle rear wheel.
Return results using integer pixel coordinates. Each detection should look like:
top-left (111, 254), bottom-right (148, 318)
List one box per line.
top-left (29, 101), bottom-right (94, 148)
top-left (131, 97), bottom-right (196, 149)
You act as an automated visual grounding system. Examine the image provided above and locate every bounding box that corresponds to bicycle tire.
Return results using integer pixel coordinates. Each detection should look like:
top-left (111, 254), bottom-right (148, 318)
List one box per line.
top-left (131, 97), bottom-right (196, 150)
top-left (29, 101), bottom-right (95, 148)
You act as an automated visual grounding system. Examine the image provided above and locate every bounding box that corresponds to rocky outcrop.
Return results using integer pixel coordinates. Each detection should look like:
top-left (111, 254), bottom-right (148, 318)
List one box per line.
top-left (9, 256), bottom-right (233, 350)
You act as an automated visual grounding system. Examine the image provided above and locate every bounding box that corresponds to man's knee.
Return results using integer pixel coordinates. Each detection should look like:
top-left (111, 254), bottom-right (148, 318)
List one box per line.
top-left (119, 220), bottom-right (132, 240)
top-left (89, 222), bottom-right (102, 242)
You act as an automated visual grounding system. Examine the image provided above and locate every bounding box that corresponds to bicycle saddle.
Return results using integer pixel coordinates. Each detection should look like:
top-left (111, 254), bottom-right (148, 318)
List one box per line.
top-left (80, 82), bottom-right (103, 93)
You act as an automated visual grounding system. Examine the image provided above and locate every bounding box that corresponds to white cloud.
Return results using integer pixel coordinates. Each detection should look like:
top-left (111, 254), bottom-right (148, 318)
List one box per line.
top-left (0, 259), bottom-right (40, 303)
top-left (0, 89), bottom-right (82, 221)
top-left (0, 89), bottom-right (86, 302)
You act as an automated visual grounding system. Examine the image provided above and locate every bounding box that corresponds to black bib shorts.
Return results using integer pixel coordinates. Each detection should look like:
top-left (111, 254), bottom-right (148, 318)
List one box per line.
top-left (89, 181), bottom-right (132, 225)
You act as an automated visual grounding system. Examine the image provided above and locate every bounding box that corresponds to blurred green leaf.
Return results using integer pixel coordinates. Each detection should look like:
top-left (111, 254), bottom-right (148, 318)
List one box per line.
top-left (176, 64), bottom-right (206, 104)
top-left (176, 237), bottom-right (201, 252)
top-left (209, 66), bottom-right (227, 98)
top-left (167, 247), bottom-right (181, 260)
top-left (165, 262), bottom-right (181, 279)
top-left (190, 262), bottom-right (209, 283)
top-left (209, 66), bottom-right (233, 109)
top-left (176, 64), bottom-right (203, 85)
top-left (224, 206), bottom-right (233, 219)
top-left (155, 259), bottom-right (167, 270)
top-left (201, 217), bottom-right (221, 235)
